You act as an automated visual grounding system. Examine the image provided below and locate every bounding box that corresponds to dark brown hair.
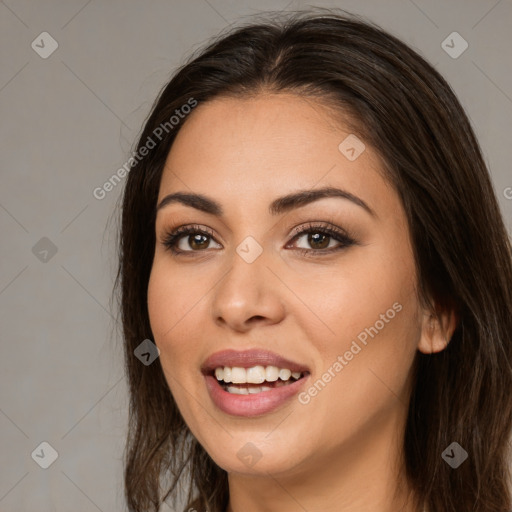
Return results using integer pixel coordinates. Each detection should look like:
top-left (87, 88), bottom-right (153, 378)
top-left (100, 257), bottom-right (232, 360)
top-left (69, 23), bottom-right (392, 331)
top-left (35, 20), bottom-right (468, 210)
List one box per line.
top-left (114, 8), bottom-right (512, 512)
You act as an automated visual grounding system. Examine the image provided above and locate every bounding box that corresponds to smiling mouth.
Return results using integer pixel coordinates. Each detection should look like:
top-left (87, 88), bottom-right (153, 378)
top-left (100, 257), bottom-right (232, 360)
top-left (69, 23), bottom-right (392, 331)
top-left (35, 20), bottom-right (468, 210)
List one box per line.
top-left (209, 368), bottom-right (309, 395)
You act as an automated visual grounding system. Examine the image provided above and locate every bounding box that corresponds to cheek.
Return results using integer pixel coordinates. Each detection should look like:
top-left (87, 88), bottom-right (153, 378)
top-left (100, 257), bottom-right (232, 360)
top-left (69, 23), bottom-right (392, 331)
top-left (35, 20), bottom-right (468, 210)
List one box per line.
top-left (298, 243), bottom-right (421, 414)
top-left (148, 257), bottom-right (211, 336)
top-left (311, 249), bottom-right (420, 401)
top-left (147, 260), bottom-right (223, 444)
top-left (148, 264), bottom-right (176, 340)
top-left (288, 240), bottom-right (419, 356)
top-left (147, 261), bottom-right (203, 374)
top-left (294, 273), bottom-right (420, 440)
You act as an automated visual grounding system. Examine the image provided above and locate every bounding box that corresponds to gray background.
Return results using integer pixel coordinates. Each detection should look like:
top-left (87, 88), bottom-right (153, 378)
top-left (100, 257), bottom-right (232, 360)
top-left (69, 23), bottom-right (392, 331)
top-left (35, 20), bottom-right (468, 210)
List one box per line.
top-left (1, 0), bottom-right (511, 510)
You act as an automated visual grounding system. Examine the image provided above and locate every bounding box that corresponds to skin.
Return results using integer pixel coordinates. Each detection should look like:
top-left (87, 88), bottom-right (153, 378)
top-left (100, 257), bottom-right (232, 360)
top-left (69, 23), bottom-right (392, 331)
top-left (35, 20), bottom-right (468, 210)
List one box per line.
top-left (147, 93), bottom-right (457, 512)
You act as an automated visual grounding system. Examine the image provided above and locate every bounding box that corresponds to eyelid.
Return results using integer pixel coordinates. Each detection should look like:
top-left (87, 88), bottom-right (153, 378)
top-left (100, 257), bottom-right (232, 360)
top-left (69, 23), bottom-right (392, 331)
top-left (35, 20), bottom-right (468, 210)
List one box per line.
top-left (287, 221), bottom-right (353, 242)
top-left (161, 224), bottom-right (218, 249)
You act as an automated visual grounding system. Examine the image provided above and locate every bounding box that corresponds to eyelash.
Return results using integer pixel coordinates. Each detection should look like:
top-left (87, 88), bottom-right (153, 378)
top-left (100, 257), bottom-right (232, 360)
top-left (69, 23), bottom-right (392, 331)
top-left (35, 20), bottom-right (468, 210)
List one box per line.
top-left (161, 222), bottom-right (356, 258)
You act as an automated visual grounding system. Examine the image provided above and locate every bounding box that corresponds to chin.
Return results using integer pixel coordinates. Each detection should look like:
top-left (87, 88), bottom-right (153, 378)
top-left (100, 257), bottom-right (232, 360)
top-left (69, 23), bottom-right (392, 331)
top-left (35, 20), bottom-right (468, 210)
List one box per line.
top-left (205, 438), bottom-right (304, 476)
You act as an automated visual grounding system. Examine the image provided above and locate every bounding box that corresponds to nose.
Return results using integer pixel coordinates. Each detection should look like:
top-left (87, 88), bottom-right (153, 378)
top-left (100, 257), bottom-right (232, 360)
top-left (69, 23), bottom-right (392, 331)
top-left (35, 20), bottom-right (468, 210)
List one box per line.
top-left (211, 245), bottom-right (286, 332)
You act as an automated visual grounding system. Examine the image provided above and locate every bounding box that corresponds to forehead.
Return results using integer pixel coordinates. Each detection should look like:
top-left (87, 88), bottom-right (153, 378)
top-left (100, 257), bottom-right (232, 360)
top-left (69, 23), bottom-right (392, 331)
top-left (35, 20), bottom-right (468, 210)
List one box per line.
top-left (166, 93), bottom-right (353, 164)
top-left (158, 93), bottom-right (392, 213)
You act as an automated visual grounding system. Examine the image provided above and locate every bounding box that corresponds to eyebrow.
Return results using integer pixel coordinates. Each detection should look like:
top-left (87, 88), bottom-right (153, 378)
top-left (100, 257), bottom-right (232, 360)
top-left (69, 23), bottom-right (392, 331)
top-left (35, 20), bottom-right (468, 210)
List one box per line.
top-left (156, 186), bottom-right (376, 218)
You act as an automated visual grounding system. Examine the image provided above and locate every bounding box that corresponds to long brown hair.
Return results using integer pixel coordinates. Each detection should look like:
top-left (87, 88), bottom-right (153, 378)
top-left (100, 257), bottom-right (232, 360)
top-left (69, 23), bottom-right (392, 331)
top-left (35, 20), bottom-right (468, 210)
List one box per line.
top-left (114, 8), bottom-right (512, 512)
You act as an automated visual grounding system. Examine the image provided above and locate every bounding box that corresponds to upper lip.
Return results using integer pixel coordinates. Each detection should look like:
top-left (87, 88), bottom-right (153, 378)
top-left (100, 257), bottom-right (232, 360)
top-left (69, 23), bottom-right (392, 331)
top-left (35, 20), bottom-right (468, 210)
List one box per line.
top-left (201, 349), bottom-right (310, 375)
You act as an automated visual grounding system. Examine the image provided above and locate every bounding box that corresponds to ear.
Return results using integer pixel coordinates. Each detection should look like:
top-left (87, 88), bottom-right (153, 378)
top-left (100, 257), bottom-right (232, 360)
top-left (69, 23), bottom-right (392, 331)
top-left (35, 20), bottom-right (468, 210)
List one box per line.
top-left (417, 304), bottom-right (458, 354)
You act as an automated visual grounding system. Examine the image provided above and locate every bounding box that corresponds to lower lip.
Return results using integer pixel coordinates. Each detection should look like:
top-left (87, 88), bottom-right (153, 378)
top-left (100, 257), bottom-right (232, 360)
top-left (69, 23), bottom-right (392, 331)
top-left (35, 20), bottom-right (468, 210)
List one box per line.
top-left (204, 374), bottom-right (310, 417)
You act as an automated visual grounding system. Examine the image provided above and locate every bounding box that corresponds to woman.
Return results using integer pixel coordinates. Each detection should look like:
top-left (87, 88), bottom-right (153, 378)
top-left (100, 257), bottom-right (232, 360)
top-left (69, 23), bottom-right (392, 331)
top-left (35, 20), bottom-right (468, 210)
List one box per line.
top-left (115, 8), bottom-right (512, 512)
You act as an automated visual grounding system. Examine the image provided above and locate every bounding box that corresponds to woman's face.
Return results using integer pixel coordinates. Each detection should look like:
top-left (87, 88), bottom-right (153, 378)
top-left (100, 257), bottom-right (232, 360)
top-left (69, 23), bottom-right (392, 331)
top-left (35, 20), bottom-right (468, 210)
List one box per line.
top-left (147, 93), bottom-right (433, 478)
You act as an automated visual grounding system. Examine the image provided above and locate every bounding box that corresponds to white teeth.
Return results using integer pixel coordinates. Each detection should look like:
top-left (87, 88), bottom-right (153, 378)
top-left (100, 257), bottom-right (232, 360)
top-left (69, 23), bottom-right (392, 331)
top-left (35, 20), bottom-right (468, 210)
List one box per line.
top-left (213, 365), bottom-right (305, 384)
top-left (231, 367), bottom-right (247, 384)
top-left (227, 386), bottom-right (249, 395)
top-left (278, 368), bottom-right (291, 381)
top-left (265, 366), bottom-right (279, 382)
top-left (228, 385), bottom-right (273, 395)
top-left (246, 366), bottom-right (266, 384)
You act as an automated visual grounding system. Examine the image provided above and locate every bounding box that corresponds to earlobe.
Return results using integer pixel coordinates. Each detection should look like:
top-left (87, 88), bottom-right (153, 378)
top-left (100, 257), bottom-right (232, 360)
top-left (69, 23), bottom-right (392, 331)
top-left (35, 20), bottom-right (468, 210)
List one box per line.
top-left (417, 306), bottom-right (458, 354)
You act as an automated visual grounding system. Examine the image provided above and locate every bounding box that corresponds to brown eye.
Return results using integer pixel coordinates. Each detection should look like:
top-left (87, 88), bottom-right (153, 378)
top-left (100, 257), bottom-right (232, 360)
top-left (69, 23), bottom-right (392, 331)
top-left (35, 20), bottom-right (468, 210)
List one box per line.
top-left (187, 233), bottom-right (211, 250)
top-left (162, 225), bottom-right (221, 253)
top-left (305, 232), bottom-right (331, 250)
top-left (288, 223), bottom-right (355, 255)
